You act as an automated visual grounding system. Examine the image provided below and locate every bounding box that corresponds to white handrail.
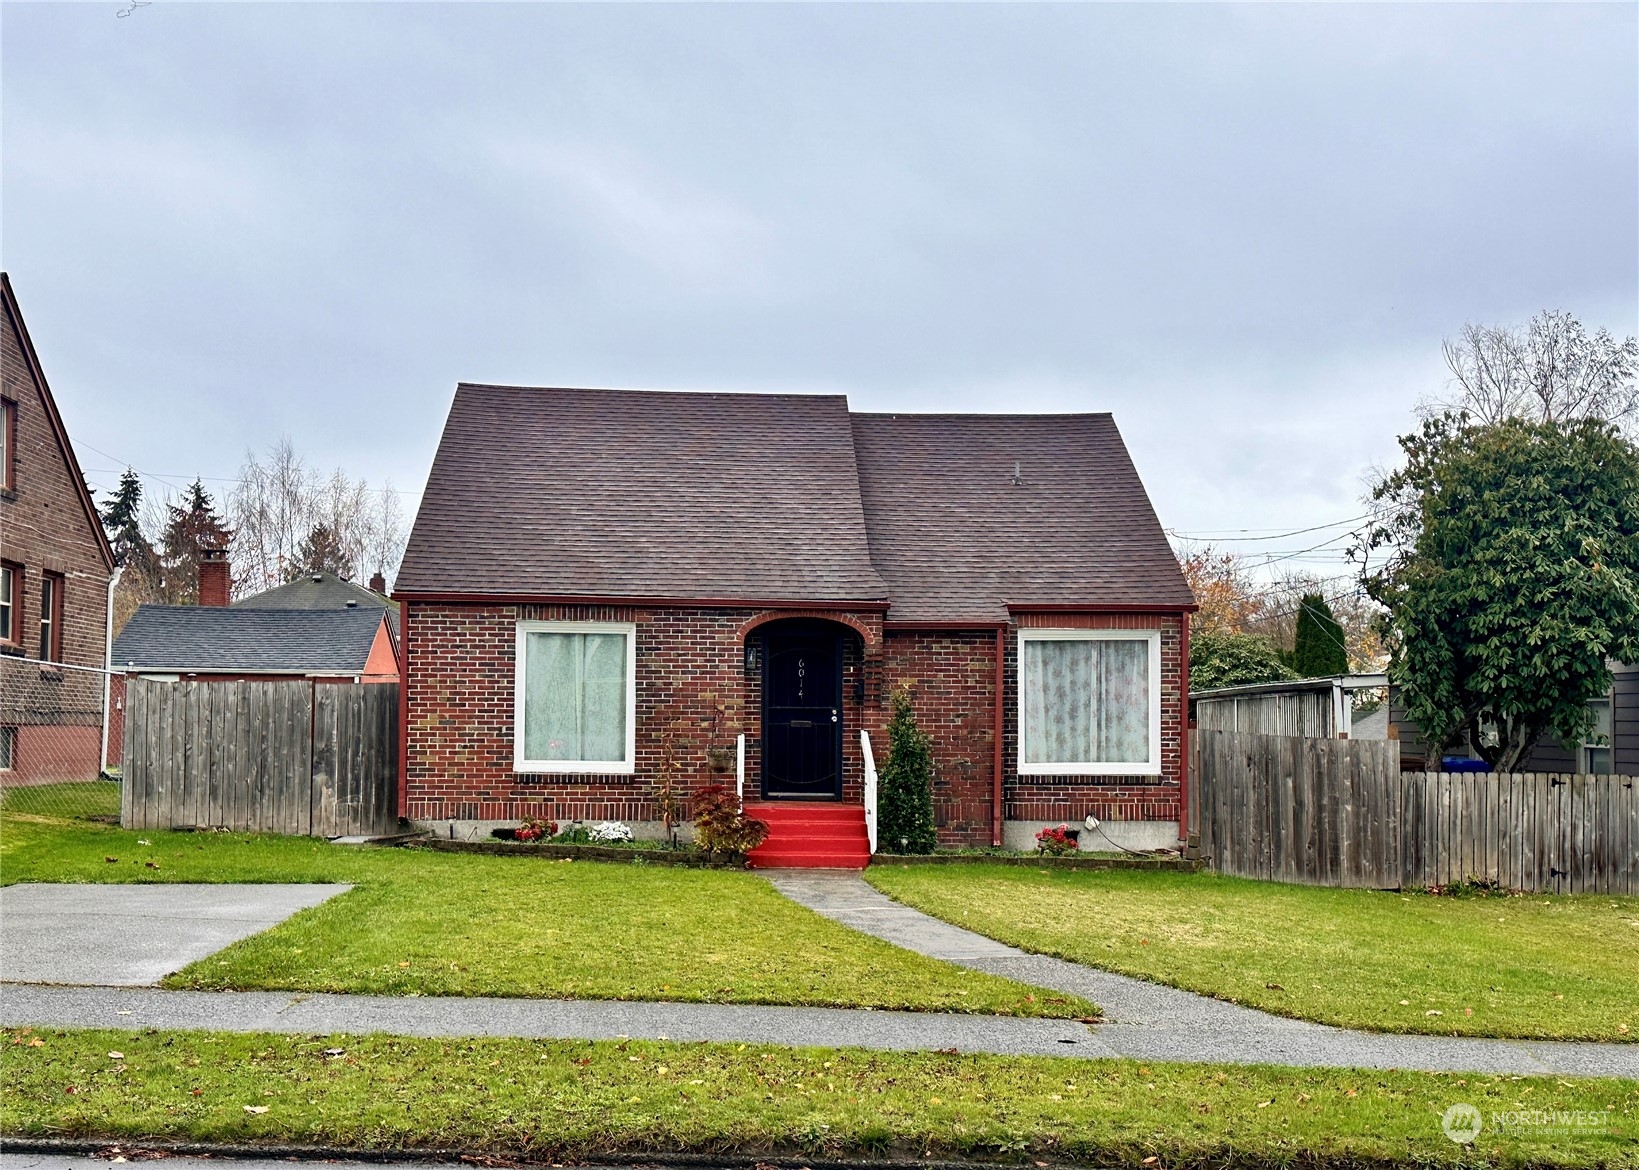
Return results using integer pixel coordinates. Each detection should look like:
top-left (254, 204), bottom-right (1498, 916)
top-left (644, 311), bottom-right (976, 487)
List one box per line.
top-left (861, 729), bottom-right (878, 854)
top-left (736, 733), bottom-right (746, 810)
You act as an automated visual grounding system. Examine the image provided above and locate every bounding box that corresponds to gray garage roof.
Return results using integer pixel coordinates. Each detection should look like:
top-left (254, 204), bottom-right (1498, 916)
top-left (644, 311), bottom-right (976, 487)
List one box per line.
top-left (113, 605), bottom-right (386, 674)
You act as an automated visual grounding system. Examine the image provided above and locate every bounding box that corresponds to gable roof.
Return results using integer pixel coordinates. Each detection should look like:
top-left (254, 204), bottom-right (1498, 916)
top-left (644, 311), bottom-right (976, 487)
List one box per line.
top-left (112, 605), bottom-right (387, 674)
top-left (396, 385), bottom-right (889, 603)
top-left (236, 569), bottom-right (400, 639)
top-left (0, 273), bottom-right (116, 573)
top-left (850, 412), bottom-right (1195, 621)
top-left (397, 385), bottom-right (1194, 621)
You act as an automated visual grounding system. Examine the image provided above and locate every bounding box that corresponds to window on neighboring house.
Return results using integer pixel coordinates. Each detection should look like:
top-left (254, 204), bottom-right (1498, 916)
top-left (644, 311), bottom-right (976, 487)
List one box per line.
top-left (514, 621), bottom-right (636, 773)
top-left (1018, 628), bottom-right (1162, 776)
top-left (0, 563), bottom-right (18, 646)
top-left (0, 397), bottom-right (14, 491)
top-left (1582, 695), bottom-right (1613, 774)
top-left (0, 726), bottom-right (15, 770)
top-left (39, 572), bottom-right (64, 662)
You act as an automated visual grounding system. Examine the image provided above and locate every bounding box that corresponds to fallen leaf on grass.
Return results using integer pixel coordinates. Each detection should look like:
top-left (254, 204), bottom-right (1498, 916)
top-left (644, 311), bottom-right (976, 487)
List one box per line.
top-left (242, 1106), bottom-right (268, 1115)
top-left (143, 862), bottom-right (160, 870)
top-left (1426, 1010), bottom-right (1443, 1017)
top-left (106, 1052), bottom-right (124, 1060)
top-left (105, 857), bottom-right (119, 864)
top-left (1264, 982), bottom-right (1284, 991)
top-left (27, 1039), bottom-right (44, 1048)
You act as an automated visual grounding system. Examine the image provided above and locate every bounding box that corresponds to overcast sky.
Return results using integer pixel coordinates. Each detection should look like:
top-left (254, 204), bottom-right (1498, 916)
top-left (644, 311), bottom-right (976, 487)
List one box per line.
top-left (3, 2), bottom-right (1634, 585)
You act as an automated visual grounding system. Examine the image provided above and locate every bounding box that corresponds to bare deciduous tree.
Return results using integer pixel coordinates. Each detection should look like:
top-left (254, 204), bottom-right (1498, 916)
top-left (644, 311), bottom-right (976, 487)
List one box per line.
top-left (1423, 310), bottom-right (1638, 432)
top-left (229, 437), bottom-right (408, 596)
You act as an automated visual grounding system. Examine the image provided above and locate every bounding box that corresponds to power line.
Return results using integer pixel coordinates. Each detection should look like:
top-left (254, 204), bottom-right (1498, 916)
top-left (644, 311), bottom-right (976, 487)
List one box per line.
top-left (1167, 510), bottom-right (1380, 543)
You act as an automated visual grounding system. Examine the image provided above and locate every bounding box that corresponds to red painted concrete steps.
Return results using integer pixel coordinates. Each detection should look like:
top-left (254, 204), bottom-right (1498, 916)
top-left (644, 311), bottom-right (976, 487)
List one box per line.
top-left (743, 802), bottom-right (870, 869)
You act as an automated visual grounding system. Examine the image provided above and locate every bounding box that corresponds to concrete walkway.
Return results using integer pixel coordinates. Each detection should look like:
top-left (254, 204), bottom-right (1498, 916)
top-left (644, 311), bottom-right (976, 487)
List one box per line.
top-left (763, 871), bottom-right (1639, 1078)
top-left (1, 876), bottom-right (1634, 1077)
top-left (0, 884), bottom-right (351, 987)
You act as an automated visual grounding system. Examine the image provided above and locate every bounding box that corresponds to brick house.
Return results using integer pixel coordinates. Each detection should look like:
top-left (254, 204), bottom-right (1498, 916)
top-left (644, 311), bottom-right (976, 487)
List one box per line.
top-left (396, 385), bottom-right (1197, 865)
top-left (0, 273), bottom-right (118, 784)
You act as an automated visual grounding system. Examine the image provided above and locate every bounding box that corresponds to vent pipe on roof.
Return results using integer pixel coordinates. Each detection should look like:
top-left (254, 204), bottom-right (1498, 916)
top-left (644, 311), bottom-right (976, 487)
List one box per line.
top-left (310, 573), bottom-right (323, 583)
top-left (1011, 461), bottom-right (1024, 486)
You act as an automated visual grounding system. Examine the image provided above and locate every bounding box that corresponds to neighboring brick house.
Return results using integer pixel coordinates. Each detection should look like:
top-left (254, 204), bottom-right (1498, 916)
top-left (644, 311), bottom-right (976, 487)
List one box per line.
top-left (397, 385), bottom-right (1196, 865)
top-left (0, 273), bottom-right (118, 784)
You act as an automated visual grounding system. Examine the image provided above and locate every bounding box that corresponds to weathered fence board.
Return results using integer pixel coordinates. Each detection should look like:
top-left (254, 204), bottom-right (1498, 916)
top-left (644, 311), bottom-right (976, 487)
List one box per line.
top-left (1194, 730), bottom-right (1639, 894)
top-left (122, 679), bottom-right (397, 837)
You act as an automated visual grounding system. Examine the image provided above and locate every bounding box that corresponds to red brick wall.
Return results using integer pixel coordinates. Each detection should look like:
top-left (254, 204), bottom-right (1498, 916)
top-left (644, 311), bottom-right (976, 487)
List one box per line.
top-left (1005, 612), bottom-right (1184, 826)
top-left (406, 603), bottom-right (1184, 842)
top-left (881, 629), bottom-right (997, 845)
top-left (403, 602), bottom-right (886, 823)
top-left (1, 285), bottom-right (113, 783)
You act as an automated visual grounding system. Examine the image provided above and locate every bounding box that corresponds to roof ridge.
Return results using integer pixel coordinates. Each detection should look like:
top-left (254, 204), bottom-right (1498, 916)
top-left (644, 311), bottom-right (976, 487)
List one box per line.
top-left (455, 383), bottom-right (850, 403)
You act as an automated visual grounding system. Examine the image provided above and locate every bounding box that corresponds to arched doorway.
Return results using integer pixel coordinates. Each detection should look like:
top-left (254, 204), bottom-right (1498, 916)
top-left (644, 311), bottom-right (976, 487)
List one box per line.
top-left (758, 619), bottom-right (846, 800)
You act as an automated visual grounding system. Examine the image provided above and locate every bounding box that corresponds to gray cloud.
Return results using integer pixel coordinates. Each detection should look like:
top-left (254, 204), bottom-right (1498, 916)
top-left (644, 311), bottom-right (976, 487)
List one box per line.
top-left (3, 2), bottom-right (1633, 576)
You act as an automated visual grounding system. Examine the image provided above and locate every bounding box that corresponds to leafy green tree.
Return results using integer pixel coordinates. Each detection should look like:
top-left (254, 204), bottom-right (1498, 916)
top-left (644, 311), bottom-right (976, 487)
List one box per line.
top-left (157, 479), bottom-right (234, 604)
top-left (1292, 593), bottom-right (1348, 678)
top-left (878, 686), bottom-right (937, 854)
top-left (1361, 416), bottom-right (1639, 769)
top-left (1188, 631), bottom-right (1296, 690)
top-left (293, 522), bottom-right (354, 581)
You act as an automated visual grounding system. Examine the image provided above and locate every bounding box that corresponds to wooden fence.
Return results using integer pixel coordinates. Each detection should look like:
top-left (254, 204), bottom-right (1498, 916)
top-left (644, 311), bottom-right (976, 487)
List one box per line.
top-left (121, 679), bottom-right (398, 837)
top-left (1194, 729), bottom-right (1639, 894)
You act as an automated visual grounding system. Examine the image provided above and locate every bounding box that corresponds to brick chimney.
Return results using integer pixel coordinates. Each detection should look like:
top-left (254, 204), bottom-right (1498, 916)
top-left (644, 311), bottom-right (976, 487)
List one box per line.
top-left (369, 571), bottom-right (386, 595)
top-left (198, 547), bottom-right (231, 607)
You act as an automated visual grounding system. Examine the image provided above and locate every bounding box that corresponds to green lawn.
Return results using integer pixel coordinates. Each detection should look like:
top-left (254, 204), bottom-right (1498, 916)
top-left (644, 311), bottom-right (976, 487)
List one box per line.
top-left (866, 864), bottom-right (1639, 1043)
top-left (0, 786), bottom-right (1086, 1017)
top-left (5, 1028), bottom-right (1635, 1168)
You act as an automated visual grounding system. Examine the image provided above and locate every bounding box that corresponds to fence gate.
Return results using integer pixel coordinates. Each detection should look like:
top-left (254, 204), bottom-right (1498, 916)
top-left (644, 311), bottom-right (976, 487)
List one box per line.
top-left (121, 679), bottom-right (398, 837)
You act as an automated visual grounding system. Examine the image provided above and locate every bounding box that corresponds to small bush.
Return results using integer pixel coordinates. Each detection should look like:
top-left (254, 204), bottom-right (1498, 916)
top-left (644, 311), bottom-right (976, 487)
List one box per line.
top-left (588, 821), bottom-right (634, 843)
top-left (1035, 824), bottom-right (1079, 856)
top-left (878, 687), bottom-right (937, 854)
top-left (514, 817), bottom-right (558, 843)
top-left (692, 784), bottom-right (769, 856)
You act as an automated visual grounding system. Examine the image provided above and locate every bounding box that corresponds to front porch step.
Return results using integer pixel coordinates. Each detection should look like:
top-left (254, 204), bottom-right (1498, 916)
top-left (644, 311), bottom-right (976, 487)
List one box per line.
top-left (743, 803), bottom-right (870, 870)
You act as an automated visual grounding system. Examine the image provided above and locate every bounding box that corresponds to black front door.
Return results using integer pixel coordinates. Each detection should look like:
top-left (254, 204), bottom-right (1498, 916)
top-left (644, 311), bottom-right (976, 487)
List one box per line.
top-left (762, 628), bottom-right (843, 799)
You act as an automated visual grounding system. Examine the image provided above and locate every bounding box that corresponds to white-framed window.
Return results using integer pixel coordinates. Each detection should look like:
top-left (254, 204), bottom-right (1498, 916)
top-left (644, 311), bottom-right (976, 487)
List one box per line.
top-left (1582, 694), bottom-right (1613, 774)
top-left (1018, 627), bottom-right (1162, 776)
top-left (514, 620), bottom-right (636, 774)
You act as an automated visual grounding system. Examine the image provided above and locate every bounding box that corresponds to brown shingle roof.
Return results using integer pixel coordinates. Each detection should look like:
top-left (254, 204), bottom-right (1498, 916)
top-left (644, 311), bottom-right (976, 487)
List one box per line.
top-left (397, 386), bottom-right (1194, 621)
top-left (395, 385), bottom-right (890, 603)
top-left (850, 412), bottom-right (1195, 622)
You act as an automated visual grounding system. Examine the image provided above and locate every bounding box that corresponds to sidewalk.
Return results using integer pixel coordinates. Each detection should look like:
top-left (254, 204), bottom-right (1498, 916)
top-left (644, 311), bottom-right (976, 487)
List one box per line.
top-left (2, 873), bottom-right (1635, 1078)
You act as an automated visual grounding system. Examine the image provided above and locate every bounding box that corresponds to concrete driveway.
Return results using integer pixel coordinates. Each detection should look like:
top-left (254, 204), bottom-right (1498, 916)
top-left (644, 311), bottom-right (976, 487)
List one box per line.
top-left (0, 883), bottom-right (350, 986)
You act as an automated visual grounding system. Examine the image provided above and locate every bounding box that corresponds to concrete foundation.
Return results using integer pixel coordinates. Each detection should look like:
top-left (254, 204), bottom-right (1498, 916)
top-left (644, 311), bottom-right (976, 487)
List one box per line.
top-left (1002, 818), bottom-right (1182, 853)
top-left (413, 818), bottom-right (691, 844)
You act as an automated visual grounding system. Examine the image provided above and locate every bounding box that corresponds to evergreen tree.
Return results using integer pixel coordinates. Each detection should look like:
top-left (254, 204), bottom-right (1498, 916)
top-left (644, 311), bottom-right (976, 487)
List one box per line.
top-left (293, 522), bottom-right (355, 580)
top-left (1292, 593), bottom-right (1348, 678)
top-left (98, 468), bottom-right (159, 580)
top-left (877, 686), bottom-right (937, 854)
top-left (157, 479), bottom-right (234, 604)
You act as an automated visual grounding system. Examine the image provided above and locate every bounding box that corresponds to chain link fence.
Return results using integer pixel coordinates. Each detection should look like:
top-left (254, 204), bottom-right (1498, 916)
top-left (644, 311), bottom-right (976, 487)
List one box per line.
top-left (0, 655), bottom-right (122, 824)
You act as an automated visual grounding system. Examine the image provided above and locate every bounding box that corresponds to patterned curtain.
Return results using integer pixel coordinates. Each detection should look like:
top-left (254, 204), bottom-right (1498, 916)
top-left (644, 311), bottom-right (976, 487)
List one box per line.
top-left (524, 632), bottom-right (628, 763)
top-left (1022, 638), bottom-right (1150, 766)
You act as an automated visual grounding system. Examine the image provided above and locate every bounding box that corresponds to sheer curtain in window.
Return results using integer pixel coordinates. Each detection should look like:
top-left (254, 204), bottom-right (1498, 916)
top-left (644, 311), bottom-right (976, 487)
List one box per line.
top-left (1022, 638), bottom-right (1150, 766)
top-left (524, 632), bottom-right (627, 763)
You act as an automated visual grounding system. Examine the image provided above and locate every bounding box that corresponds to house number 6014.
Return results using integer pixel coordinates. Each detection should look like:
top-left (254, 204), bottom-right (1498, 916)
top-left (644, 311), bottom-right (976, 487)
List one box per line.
top-left (797, 659), bottom-right (806, 701)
